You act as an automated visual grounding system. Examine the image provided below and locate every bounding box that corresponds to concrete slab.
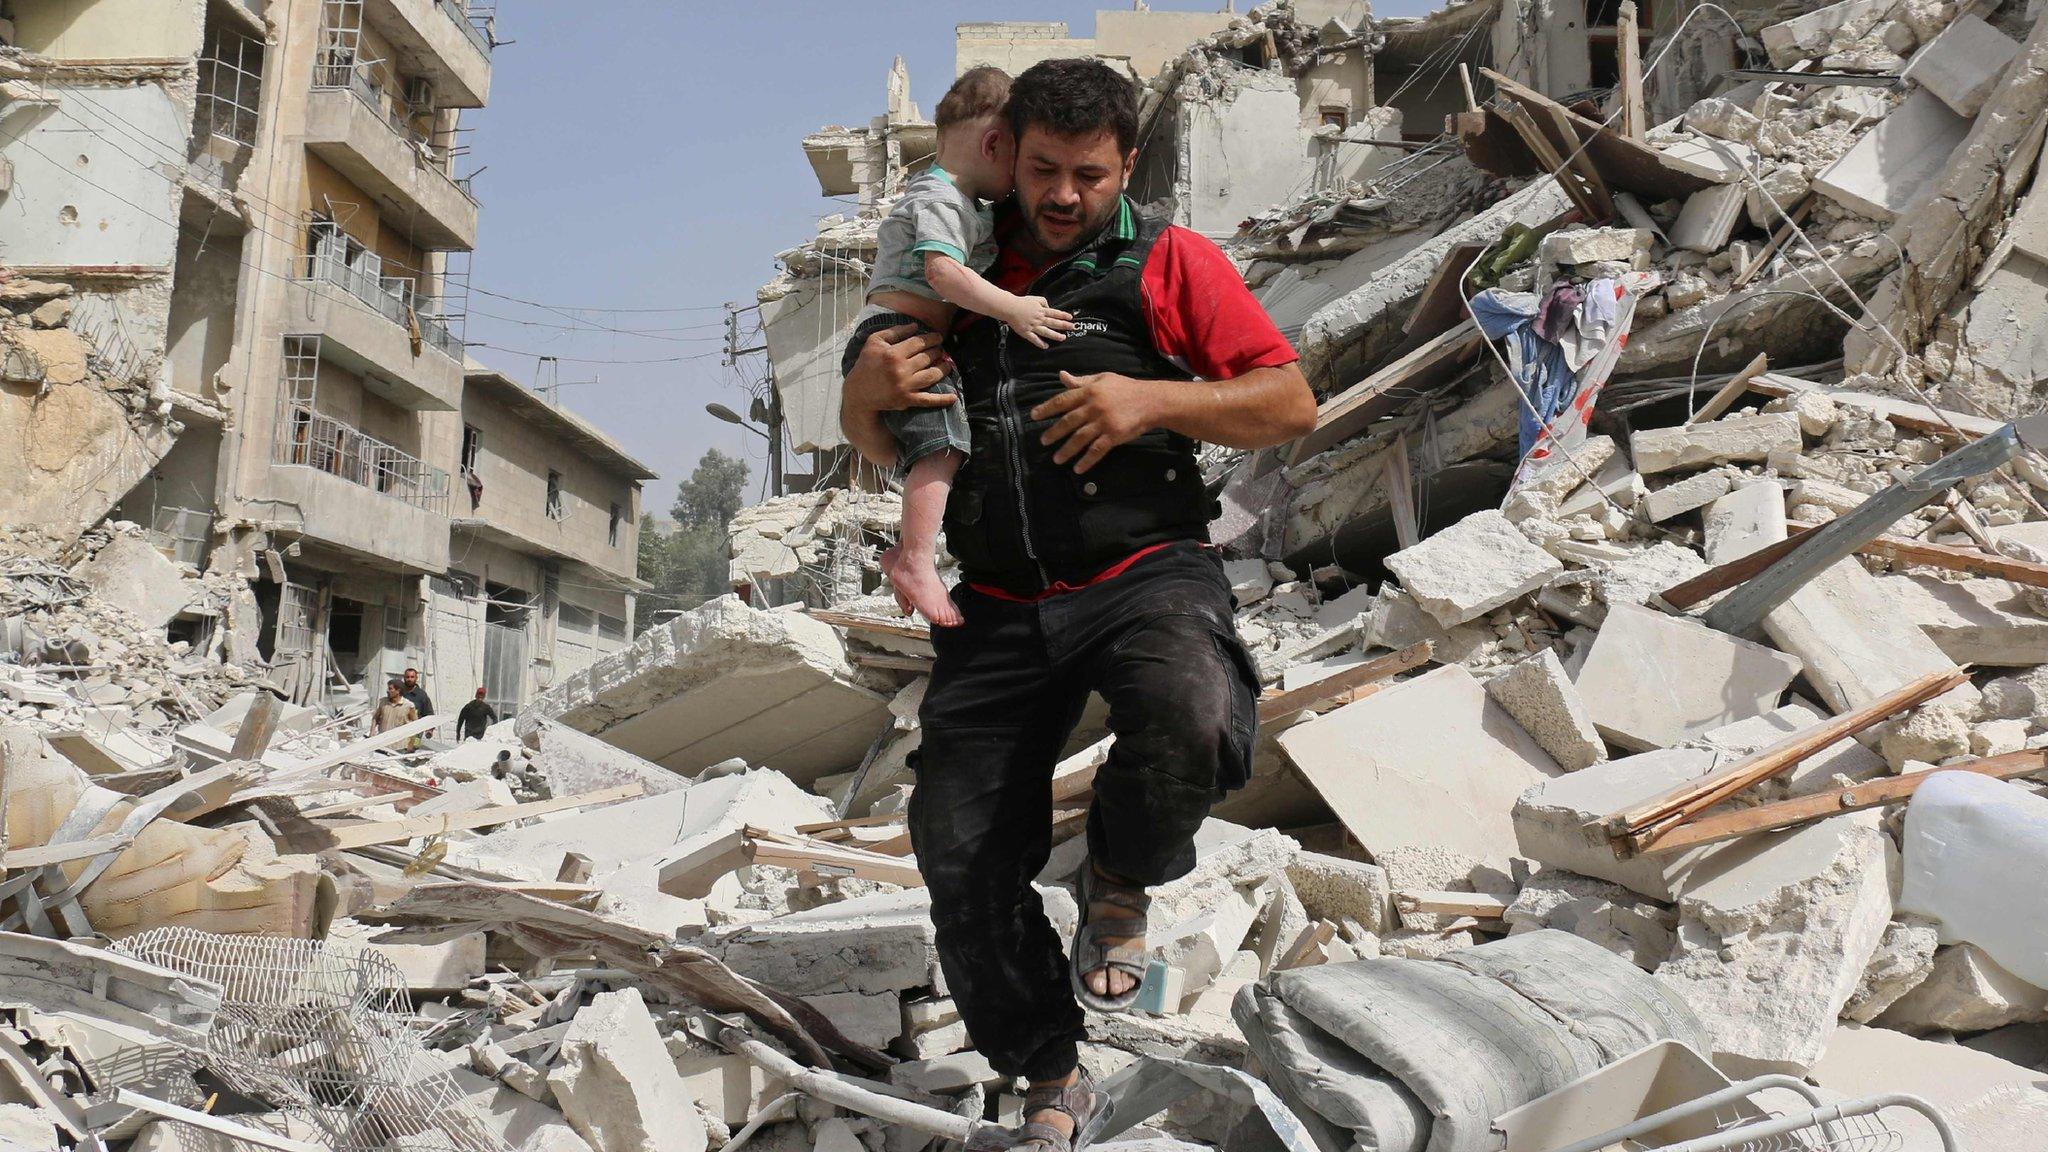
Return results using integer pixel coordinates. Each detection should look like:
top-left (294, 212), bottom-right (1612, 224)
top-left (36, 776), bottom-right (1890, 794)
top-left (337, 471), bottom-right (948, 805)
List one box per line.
top-left (71, 535), bottom-right (192, 631)
top-left (1876, 943), bottom-right (2048, 1035)
top-left (1904, 13), bottom-right (2021, 117)
top-left (1703, 481), bottom-right (1786, 564)
top-left (1762, 557), bottom-right (1975, 714)
top-left (1658, 137), bottom-right (1754, 184)
top-left (1384, 510), bottom-right (1563, 628)
top-left (1653, 812), bottom-right (1891, 1075)
top-left (1670, 184), bottom-right (1748, 254)
top-left (1761, 0), bottom-right (1893, 68)
top-left (549, 988), bottom-right (706, 1152)
top-left (525, 596), bottom-right (892, 785)
top-left (1643, 468), bottom-right (1736, 523)
top-left (1813, 90), bottom-right (1971, 223)
top-left (1631, 412), bottom-right (1802, 475)
top-left (703, 889), bottom-right (939, 996)
top-left (1485, 649), bottom-right (1607, 770)
top-left (1881, 574), bottom-right (2048, 666)
top-left (1277, 664), bottom-right (1563, 871)
top-left (1574, 603), bottom-right (1800, 753)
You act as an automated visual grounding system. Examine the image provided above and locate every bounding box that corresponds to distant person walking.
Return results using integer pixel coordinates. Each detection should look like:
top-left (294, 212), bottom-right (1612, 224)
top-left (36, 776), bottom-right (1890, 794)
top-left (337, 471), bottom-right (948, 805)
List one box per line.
top-left (457, 687), bottom-right (498, 741)
top-left (373, 680), bottom-right (418, 743)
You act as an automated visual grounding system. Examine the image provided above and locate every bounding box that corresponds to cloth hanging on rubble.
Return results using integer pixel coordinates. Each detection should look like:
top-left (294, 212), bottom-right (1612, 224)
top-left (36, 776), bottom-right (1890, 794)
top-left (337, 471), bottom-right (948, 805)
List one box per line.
top-left (1468, 288), bottom-right (1574, 458)
top-left (1535, 282), bottom-right (1582, 343)
top-left (1509, 273), bottom-right (1653, 494)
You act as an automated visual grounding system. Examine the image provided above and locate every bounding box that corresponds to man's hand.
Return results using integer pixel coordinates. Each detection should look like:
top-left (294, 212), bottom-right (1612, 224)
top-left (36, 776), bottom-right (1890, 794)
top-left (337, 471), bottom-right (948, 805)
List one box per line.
top-left (1032, 371), bottom-right (1160, 474)
top-left (841, 323), bottom-right (954, 468)
top-left (1002, 296), bottom-right (1075, 350)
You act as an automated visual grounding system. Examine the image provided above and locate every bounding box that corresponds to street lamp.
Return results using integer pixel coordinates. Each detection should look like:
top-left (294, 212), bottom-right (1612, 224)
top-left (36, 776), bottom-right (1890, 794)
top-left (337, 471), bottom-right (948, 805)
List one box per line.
top-left (705, 400), bottom-right (784, 496)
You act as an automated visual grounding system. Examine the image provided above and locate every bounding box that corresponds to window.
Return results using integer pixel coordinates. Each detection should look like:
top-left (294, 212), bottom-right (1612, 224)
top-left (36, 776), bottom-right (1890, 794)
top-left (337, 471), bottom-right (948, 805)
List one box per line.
top-left (545, 470), bottom-right (564, 520)
top-left (558, 603), bottom-right (595, 634)
top-left (460, 424), bottom-right (480, 473)
top-left (597, 613), bottom-right (627, 643)
top-left (608, 502), bottom-right (622, 546)
top-left (1319, 106), bottom-right (1349, 130)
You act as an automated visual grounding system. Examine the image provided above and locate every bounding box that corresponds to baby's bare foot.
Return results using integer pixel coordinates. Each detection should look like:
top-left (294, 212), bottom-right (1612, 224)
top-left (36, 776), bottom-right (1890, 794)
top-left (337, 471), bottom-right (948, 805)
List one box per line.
top-left (881, 545), bottom-right (962, 627)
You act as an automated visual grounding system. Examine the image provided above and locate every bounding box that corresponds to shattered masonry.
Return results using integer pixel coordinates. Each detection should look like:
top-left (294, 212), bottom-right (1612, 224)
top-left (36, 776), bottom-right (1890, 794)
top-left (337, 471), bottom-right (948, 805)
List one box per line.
top-left (5, 2), bottom-right (2048, 1152)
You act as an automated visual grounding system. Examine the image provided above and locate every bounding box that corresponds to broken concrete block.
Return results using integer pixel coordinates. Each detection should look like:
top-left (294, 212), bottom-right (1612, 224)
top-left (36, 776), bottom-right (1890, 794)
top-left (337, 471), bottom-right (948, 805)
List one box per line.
top-left (73, 535), bottom-right (192, 632)
top-left (1589, 542), bottom-right (1710, 610)
top-left (1670, 183), bottom-right (1748, 254)
top-left (1653, 813), bottom-right (1892, 1075)
top-left (0, 1105), bottom-right (57, 1152)
top-left (1484, 650), bottom-right (1606, 770)
top-left (1881, 574), bottom-right (2048, 666)
top-left (1904, 12), bottom-right (2021, 117)
top-left (1284, 851), bottom-right (1393, 935)
top-left (1154, 884), bottom-right (1264, 1001)
top-left (1642, 468), bottom-right (1735, 523)
top-left (1762, 0), bottom-right (1896, 67)
top-left (1703, 481), bottom-right (1786, 564)
top-left (889, 1050), bottom-right (1002, 1094)
top-left (1877, 703), bottom-right (1973, 771)
top-left (1970, 718), bottom-right (2028, 758)
top-left (1362, 584), bottom-right (1498, 665)
top-left (1631, 412), bottom-right (1803, 475)
top-left (524, 595), bottom-right (892, 785)
top-left (1813, 90), bottom-right (1970, 222)
top-left (800, 991), bottom-right (902, 1051)
top-left (665, 1037), bottom-right (786, 1130)
top-left (1876, 944), bottom-right (2048, 1034)
top-left (1278, 664), bottom-right (1561, 872)
top-left (705, 889), bottom-right (937, 996)
top-left (1658, 137), bottom-right (1755, 183)
top-left (549, 988), bottom-right (707, 1152)
top-left (1683, 98), bottom-right (1761, 144)
top-left (1763, 557), bottom-right (1975, 715)
top-left (1747, 162), bottom-right (1815, 231)
top-left (1502, 868), bottom-right (1677, 970)
top-left (1573, 603), bottom-right (1800, 753)
top-left (1537, 227), bottom-right (1650, 266)
top-left (333, 927), bottom-right (485, 995)
top-left (1842, 916), bottom-right (1940, 1023)
top-left (1384, 510), bottom-right (1562, 628)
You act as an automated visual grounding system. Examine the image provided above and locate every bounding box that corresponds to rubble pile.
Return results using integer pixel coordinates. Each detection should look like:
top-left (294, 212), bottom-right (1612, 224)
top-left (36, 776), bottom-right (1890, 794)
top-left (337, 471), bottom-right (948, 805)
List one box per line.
top-left (6, 2), bottom-right (2048, 1152)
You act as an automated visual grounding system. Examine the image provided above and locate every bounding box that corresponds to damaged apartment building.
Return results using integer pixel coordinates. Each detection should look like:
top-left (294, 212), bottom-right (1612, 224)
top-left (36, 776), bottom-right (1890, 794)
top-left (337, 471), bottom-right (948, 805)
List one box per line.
top-left (0, 0), bottom-right (649, 713)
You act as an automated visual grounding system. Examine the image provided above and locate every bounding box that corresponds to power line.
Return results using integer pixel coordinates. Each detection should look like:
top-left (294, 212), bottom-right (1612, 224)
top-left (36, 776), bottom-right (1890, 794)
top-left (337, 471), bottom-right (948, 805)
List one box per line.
top-left (466, 284), bottom-right (733, 314)
top-left (465, 342), bottom-right (727, 365)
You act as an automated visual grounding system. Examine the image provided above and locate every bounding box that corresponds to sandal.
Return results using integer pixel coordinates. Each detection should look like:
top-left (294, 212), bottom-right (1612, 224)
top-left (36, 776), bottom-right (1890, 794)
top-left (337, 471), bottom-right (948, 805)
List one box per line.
top-left (1069, 860), bottom-right (1150, 1014)
top-left (1011, 1066), bottom-right (1114, 1152)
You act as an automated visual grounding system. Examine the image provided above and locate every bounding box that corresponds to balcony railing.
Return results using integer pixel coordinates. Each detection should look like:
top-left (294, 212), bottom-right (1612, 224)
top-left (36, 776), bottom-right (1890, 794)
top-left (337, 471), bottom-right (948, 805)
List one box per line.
top-left (273, 403), bottom-right (452, 515)
top-left (438, 0), bottom-right (494, 58)
top-left (300, 242), bottom-right (464, 360)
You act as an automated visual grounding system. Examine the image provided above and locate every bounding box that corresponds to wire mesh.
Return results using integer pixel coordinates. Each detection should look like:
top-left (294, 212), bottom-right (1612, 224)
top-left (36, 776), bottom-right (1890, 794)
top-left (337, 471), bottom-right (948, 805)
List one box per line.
top-left (117, 928), bottom-right (508, 1152)
top-left (1715, 1111), bottom-right (1902, 1152)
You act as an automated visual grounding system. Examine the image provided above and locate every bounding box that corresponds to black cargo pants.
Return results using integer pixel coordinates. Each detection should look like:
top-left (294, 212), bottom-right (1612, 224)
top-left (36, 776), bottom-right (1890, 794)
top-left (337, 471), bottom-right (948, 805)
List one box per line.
top-left (909, 541), bottom-right (1259, 1082)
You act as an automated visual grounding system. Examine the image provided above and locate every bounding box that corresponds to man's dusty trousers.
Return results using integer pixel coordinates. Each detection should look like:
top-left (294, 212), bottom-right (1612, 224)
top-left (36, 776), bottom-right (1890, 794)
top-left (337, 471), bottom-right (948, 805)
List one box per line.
top-left (909, 541), bottom-right (1259, 1080)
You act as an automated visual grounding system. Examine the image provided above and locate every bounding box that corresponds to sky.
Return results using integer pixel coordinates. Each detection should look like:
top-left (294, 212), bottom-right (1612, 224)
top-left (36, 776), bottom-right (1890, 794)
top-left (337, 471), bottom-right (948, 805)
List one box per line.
top-left (458, 1), bottom-right (1434, 516)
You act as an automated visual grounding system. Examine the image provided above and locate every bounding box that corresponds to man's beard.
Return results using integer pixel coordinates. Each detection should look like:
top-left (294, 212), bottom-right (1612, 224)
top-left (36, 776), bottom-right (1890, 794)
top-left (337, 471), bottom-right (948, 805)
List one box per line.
top-left (1025, 190), bottom-right (1120, 254)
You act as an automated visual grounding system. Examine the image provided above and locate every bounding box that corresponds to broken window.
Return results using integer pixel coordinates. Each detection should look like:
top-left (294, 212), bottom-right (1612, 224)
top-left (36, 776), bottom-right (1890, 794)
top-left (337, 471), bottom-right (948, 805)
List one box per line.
top-left (460, 424), bottom-right (481, 473)
top-left (609, 502), bottom-right (622, 546)
top-left (546, 470), bottom-right (565, 520)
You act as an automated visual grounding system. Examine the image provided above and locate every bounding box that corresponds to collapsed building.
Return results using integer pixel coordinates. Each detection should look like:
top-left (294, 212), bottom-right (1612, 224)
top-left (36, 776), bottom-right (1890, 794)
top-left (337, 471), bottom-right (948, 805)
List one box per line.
top-left (5, 2), bottom-right (2048, 1152)
top-left (0, 0), bottom-right (648, 719)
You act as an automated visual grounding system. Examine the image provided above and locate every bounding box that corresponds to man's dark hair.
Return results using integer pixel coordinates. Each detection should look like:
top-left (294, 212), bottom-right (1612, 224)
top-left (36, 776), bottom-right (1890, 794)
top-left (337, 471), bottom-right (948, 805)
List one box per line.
top-left (935, 65), bottom-right (1011, 130)
top-left (1007, 58), bottom-right (1139, 155)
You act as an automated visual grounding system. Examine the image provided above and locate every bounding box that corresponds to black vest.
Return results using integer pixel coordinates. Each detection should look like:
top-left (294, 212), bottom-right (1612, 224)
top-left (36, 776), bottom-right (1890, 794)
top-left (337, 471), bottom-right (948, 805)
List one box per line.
top-left (944, 201), bottom-right (1215, 594)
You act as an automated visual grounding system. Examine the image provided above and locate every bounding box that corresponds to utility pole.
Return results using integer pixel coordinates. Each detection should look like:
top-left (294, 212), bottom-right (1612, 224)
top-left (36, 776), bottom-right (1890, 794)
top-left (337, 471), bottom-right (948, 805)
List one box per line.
top-left (723, 302), bottom-right (780, 497)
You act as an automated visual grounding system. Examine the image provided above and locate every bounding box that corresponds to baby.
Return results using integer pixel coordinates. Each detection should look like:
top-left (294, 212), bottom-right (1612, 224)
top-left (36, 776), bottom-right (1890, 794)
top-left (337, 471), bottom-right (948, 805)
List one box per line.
top-left (840, 66), bottom-right (1072, 626)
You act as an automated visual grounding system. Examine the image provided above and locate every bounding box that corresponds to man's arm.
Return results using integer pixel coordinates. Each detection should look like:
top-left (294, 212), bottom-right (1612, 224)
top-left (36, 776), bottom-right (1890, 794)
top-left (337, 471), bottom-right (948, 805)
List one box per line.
top-left (1031, 364), bottom-right (1317, 473)
top-left (839, 323), bottom-right (954, 469)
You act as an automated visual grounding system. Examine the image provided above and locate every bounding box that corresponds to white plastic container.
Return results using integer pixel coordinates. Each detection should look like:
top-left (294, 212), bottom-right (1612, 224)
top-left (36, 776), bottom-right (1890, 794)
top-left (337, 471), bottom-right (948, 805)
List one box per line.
top-left (1896, 770), bottom-right (2048, 989)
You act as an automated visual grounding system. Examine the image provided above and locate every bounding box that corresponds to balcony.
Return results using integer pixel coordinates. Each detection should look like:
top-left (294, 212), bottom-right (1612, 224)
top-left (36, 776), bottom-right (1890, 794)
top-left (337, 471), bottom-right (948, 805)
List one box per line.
top-left (265, 404), bottom-right (452, 572)
top-left (361, 0), bottom-right (492, 107)
top-left (304, 75), bottom-right (479, 251)
top-left (286, 243), bottom-right (465, 411)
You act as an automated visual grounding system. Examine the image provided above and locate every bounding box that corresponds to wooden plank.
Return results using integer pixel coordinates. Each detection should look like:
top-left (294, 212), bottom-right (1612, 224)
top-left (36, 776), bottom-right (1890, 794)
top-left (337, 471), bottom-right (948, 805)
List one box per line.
top-left (1685, 353), bottom-right (1770, 425)
top-left (292, 712), bottom-right (442, 773)
top-left (1257, 641), bottom-right (1434, 723)
top-left (1616, 2), bottom-right (1646, 141)
top-left (1498, 101), bottom-right (1608, 222)
top-left (851, 651), bottom-right (935, 674)
top-left (1385, 434), bottom-right (1420, 550)
top-left (1400, 242), bottom-right (1488, 346)
top-left (795, 813), bottom-right (909, 835)
top-left (808, 609), bottom-right (930, 642)
top-left (1606, 669), bottom-right (1972, 850)
top-left (1394, 890), bottom-right (1509, 918)
top-left (1453, 106), bottom-right (1544, 178)
top-left (1641, 751), bottom-right (2048, 854)
top-left (1730, 196), bottom-right (1812, 290)
top-left (322, 783), bottom-right (644, 851)
top-left (1287, 321), bottom-right (1485, 465)
top-left (1483, 67), bottom-right (1710, 201)
top-left (230, 692), bottom-right (286, 761)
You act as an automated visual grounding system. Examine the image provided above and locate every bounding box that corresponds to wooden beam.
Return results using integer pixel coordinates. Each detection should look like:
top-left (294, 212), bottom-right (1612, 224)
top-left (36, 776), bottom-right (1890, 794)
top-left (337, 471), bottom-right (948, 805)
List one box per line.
top-left (1640, 751), bottom-right (2048, 854)
top-left (1685, 353), bottom-right (1771, 425)
top-left (229, 692), bottom-right (286, 762)
top-left (1385, 434), bottom-right (1421, 550)
top-left (1287, 320), bottom-right (1486, 465)
top-left (321, 783), bottom-right (643, 851)
top-left (292, 712), bottom-right (443, 773)
top-left (851, 651), bottom-right (935, 675)
top-left (1482, 67), bottom-right (1710, 201)
top-left (1616, 2), bottom-right (1646, 141)
top-left (1497, 101), bottom-right (1608, 221)
top-left (1606, 669), bottom-right (1972, 851)
top-left (1257, 641), bottom-right (1434, 723)
top-left (1394, 890), bottom-right (1509, 918)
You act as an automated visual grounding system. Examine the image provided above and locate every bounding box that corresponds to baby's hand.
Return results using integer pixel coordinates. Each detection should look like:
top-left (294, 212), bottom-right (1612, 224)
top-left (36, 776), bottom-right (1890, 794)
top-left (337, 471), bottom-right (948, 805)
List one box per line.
top-left (1005, 296), bottom-right (1075, 350)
